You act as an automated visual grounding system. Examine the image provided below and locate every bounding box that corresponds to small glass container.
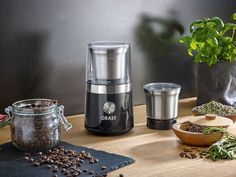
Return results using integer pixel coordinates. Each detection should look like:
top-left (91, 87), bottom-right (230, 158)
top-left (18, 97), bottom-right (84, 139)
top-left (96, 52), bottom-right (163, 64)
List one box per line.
top-left (4, 99), bottom-right (72, 151)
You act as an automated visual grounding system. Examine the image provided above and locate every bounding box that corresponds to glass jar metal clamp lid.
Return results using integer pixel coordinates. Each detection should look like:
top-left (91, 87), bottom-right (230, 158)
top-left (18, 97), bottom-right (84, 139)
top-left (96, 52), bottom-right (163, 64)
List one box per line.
top-left (3, 98), bottom-right (72, 151)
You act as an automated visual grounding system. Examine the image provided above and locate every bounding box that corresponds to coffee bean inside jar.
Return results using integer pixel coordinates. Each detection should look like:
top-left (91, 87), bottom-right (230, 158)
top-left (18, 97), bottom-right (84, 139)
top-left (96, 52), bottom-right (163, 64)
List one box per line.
top-left (5, 99), bottom-right (72, 151)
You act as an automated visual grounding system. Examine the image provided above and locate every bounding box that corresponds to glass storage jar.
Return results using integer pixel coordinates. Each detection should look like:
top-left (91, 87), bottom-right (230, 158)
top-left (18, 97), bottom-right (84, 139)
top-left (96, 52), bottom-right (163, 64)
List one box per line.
top-left (4, 99), bottom-right (72, 151)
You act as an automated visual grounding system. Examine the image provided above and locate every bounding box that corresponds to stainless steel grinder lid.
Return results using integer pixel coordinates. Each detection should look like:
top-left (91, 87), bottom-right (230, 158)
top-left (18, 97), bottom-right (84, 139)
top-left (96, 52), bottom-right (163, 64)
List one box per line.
top-left (87, 41), bottom-right (131, 85)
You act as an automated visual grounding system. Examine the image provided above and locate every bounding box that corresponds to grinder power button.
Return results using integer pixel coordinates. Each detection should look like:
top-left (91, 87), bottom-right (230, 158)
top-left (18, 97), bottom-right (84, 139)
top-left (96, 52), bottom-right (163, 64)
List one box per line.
top-left (103, 102), bottom-right (116, 114)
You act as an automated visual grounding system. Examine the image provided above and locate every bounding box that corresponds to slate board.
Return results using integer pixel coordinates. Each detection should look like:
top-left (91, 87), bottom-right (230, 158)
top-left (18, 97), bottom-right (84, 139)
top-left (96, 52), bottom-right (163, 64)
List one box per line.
top-left (0, 141), bottom-right (135, 177)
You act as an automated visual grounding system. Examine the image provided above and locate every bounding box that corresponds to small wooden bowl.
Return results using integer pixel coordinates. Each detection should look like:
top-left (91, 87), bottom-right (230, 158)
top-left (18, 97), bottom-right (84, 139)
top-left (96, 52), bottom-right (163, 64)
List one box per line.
top-left (172, 122), bottom-right (224, 146)
top-left (192, 107), bottom-right (236, 122)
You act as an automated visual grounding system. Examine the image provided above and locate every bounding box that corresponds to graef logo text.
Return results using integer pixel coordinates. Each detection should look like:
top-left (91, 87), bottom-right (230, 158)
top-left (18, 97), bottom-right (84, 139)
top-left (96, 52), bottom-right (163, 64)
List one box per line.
top-left (101, 116), bottom-right (117, 120)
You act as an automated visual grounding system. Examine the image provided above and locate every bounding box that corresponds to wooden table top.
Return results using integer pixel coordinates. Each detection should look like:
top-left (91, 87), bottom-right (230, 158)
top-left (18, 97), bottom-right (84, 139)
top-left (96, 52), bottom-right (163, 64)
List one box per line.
top-left (1, 97), bottom-right (236, 177)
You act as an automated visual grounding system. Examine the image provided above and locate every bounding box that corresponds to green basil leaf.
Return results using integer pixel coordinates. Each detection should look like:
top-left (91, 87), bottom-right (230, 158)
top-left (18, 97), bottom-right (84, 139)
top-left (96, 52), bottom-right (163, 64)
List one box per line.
top-left (224, 36), bottom-right (233, 43)
top-left (180, 13), bottom-right (236, 66)
top-left (192, 28), bottom-right (208, 42)
top-left (207, 28), bottom-right (220, 37)
top-left (207, 37), bottom-right (218, 47)
top-left (188, 48), bottom-right (194, 56)
top-left (207, 17), bottom-right (224, 29)
top-left (194, 53), bottom-right (203, 63)
top-left (179, 36), bottom-right (191, 44)
top-left (190, 39), bottom-right (197, 50)
top-left (233, 41), bottom-right (236, 46)
top-left (190, 19), bottom-right (205, 33)
top-left (216, 46), bottom-right (222, 55)
top-left (197, 42), bottom-right (205, 50)
top-left (233, 24), bottom-right (236, 30)
top-left (207, 55), bottom-right (217, 66)
top-left (220, 23), bottom-right (235, 35)
top-left (231, 13), bottom-right (236, 21)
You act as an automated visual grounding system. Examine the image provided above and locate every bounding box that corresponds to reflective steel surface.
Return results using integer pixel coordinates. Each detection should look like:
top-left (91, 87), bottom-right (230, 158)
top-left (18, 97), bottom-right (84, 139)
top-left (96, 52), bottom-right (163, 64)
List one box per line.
top-left (87, 83), bottom-right (132, 94)
top-left (87, 41), bottom-right (131, 84)
top-left (144, 83), bottom-right (181, 120)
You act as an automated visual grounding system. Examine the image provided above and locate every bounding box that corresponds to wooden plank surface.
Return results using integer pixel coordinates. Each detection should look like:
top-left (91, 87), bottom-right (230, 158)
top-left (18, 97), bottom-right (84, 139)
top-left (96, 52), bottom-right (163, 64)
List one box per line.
top-left (1, 97), bottom-right (236, 177)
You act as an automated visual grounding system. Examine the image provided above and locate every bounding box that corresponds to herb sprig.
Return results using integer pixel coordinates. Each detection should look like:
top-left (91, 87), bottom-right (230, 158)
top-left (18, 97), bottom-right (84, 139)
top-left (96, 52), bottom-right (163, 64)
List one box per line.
top-left (202, 127), bottom-right (236, 161)
top-left (180, 13), bottom-right (236, 66)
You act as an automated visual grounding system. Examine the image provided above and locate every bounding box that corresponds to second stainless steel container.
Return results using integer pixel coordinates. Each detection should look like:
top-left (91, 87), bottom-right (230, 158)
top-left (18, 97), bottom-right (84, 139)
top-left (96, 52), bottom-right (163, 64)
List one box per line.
top-left (143, 83), bottom-right (181, 130)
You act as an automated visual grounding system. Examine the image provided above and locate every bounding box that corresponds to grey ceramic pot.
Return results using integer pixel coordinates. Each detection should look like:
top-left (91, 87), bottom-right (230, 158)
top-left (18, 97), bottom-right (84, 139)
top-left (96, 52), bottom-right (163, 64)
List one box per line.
top-left (197, 61), bottom-right (236, 106)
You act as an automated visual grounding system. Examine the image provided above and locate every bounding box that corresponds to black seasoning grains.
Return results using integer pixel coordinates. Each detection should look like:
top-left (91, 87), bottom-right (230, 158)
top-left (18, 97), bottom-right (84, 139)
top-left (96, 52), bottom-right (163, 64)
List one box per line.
top-left (180, 122), bottom-right (206, 133)
top-left (179, 147), bottom-right (205, 159)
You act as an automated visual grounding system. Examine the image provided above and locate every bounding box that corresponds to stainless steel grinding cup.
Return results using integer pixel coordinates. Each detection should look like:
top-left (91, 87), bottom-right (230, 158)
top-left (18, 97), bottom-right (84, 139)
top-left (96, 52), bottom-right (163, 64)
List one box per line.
top-left (143, 83), bottom-right (181, 130)
top-left (89, 41), bottom-right (129, 82)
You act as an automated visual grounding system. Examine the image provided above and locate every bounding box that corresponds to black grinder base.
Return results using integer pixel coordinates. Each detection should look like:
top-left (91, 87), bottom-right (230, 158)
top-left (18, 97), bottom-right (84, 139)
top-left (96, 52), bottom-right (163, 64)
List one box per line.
top-left (85, 126), bottom-right (133, 136)
top-left (147, 118), bottom-right (176, 130)
top-left (85, 91), bottom-right (134, 136)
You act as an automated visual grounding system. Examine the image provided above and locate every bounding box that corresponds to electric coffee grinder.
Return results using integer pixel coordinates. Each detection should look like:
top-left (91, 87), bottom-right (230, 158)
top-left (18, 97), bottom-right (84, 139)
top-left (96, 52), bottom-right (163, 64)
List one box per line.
top-left (85, 41), bottom-right (134, 135)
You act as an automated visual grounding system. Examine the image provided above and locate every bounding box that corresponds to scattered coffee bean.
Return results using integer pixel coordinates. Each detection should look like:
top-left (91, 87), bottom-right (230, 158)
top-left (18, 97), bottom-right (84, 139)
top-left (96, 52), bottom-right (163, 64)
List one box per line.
top-left (101, 166), bottom-right (107, 170)
top-left (42, 155), bottom-right (47, 159)
top-left (97, 174), bottom-right (108, 177)
top-left (119, 174), bottom-right (124, 177)
top-left (77, 169), bottom-right (82, 174)
top-left (23, 147), bottom-right (104, 177)
top-left (71, 172), bottom-right (79, 177)
top-left (33, 162), bottom-right (40, 166)
top-left (24, 156), bottom-right (29, 160)
top-left (77, 163), bottom-right (81, 167)
top-left (62, 164), bottom-right (69, 168)
top-left (78, 159), bottom-right (83, 163)
top-left (24, 152), bottom-right (31, 156)
top-left (52, 165), bottom-right (58, 172)
top-left (52, 168), bottom-right (58, 172)
top-left (88, 170), bottom-right (94, 175)
top-left (49, 159), bottom-right (54, 164)
top-left (83, 169), bottom-right (88, 173)
top-left (99, 174), bottom-right (108, 177)
top-left (89, 160), bottom-right (94, 164)
top-left (63, 170), bottom-right (68, 175)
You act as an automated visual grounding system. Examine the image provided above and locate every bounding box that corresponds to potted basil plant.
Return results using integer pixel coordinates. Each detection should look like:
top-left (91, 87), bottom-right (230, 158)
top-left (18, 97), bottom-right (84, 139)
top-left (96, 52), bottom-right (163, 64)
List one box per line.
top-left (180, 13), bottom-right (236, 106)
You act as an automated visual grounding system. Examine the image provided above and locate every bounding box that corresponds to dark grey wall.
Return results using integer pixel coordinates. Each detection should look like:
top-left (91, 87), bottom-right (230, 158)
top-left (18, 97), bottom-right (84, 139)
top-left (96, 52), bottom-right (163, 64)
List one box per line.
top-left (0, 0), bottom-right (235, 115)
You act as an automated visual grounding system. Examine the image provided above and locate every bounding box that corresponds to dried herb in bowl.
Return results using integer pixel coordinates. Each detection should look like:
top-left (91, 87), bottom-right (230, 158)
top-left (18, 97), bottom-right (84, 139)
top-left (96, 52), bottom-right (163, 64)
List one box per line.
top-left (202, 127), bottom-right (236, 161)
top-left (194, 101), bottom-right (236, 116)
